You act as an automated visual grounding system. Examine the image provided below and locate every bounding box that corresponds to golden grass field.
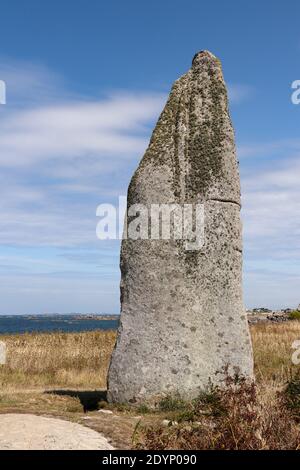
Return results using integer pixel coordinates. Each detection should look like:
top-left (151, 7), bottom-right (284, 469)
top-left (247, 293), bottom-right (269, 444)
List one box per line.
top-left (252, 321), bottom-right (300, 385)
top-left (0, 330), bottom-right (116, 391)
top-left (0, 321), bottom-right (300, 392)
top-left (0, 321), bottom-right (300, 449)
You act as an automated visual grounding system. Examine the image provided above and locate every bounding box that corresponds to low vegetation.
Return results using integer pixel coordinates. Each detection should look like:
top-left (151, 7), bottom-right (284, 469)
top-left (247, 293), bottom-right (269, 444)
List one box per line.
top-left (285, 373), bottom-right (300, 418)
top-left (135, 321), bottom-right (300, 449)
top-left (136, 376), bottom-right (300, 450)
top-left (251, 320), bottom-right (300, 383)
top-left (289, 311), bottom-right (300, 321)
top-left (1, 321), bottom-right (300, 449)
top-left (0, 330), bottom-right (116, 390)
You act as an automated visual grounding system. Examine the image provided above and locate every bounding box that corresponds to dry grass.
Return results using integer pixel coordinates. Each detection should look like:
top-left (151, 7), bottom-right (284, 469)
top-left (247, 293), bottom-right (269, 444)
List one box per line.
top-left (1, 321), bottom-right (299, 391)
top-left (1, 321), bottom-right (300, 449)
top-left (0, 330), bottom-right (117, 391)
top-left (137, 376), bottom-right (300, 450)
top-left (136, 321), bottom-right (300, 450)
top-left (1, 321), bottom-right (300, 391)
top-left (251, 320), bottom-right (300, 385)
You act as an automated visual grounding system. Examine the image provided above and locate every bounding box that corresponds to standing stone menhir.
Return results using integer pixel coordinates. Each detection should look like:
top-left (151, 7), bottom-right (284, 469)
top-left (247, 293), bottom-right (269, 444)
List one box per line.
top-left (107, 51), bottom-right (253, 404)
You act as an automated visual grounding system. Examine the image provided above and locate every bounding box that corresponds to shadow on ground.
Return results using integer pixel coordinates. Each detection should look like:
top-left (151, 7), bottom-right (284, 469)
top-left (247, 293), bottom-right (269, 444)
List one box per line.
top-left (45, 390), bottom-right (107, 412)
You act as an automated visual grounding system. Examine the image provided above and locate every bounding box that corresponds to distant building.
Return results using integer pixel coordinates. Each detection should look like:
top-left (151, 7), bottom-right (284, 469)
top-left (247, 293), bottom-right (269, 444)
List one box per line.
top-left (252, 308), bottom-right (272, 314)
top-left (281, 308), bottom-right (293, 314)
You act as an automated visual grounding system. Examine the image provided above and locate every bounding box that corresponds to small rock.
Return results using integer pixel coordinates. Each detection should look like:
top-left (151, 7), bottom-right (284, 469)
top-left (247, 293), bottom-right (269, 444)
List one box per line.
top-left (98, 409), bottom-right (113, 414)
top-left (162, 419), bottom-right (171, 427)
top-left (183, 425), bottom-right (192, 432)
top-left (162, 419), bottom-right (178, 427)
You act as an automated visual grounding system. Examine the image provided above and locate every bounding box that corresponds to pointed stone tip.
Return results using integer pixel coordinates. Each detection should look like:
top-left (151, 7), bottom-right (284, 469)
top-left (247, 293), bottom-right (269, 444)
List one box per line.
top-left (192, 50), bottom-right (220, 66)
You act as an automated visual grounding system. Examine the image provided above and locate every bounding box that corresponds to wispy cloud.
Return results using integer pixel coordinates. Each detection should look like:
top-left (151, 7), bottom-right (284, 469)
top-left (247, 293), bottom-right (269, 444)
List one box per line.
top-left (238, 138), bottom-right (300, 159)
top-left (242, 155), bottom-right (300, 254)
top-left (0, 93), bottom-right (165, 168)
top-left (228, 83), bottom-right (254, 104)
top-left (0, 58), bottom-right (67, 107)
top-left (241, 151), bottom-right (300, 308)
top-left (0, 60), bottom-right (165, 249)
top-left (0, 58), bottom-right (298, 312)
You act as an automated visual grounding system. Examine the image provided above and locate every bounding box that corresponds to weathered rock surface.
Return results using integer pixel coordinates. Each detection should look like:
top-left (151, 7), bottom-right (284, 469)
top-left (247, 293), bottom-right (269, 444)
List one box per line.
top-left (107, 51), bottom-right (253, 404)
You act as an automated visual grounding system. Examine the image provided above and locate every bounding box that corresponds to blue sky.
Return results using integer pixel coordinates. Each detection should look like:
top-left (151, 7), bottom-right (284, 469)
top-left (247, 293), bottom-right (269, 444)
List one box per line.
top-left (0, 0), bottom-right (299, 314)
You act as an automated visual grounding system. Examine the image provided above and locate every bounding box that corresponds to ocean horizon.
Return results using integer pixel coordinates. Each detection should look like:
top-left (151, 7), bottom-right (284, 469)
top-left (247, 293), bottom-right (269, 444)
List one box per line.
top-left (0, 314), bottom-right (120, 335)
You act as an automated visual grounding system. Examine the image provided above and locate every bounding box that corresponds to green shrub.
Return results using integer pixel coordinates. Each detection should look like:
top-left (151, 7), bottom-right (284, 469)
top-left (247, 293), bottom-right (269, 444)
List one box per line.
top-left (285, 374), bottom-right (300, 417)
top-left (289, 311), bottom-right (300, 320)
top-left (159, 394), bottom-right (187, 412)
top-left (194, 385), bottom-right (226, 418)
top-left (136, 376), bottom-right (300, 450)
top-left (137, 404), bottom-right (151, 414)
top-left (175, 409), bottom-right (195, 423)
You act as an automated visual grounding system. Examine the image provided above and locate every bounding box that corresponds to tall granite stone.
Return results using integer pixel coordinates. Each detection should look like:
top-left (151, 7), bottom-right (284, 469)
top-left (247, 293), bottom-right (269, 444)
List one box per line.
top-left (107, 51), bottom-right (253, 404)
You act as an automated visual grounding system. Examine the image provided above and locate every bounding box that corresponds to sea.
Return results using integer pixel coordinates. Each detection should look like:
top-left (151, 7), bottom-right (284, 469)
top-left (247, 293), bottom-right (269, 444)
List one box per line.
top-left (0, 314), bottom-right (119, 335)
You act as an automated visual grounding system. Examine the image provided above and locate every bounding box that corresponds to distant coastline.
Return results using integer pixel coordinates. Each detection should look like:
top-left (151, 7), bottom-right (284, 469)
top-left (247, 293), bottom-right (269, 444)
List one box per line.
top-left (73, 314), bottom-right (119, 321)
top-left (0, 314), bottom-right (120, 335)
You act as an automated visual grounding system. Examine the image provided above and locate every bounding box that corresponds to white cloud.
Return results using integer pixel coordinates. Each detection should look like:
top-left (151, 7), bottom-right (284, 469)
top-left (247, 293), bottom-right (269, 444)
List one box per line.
top-left (0, 58), bottom-right (298, 311)
top-left (239, 149), bottom-right (300, 309)
top-left (0, 60), bottom-right (166, 248)
top-left (0, 58), bottom-right (68, 107)
top-left (238, 138), bottom-right (300, 159)
top-left (0, 93), bottom-right (165, 168)
top-left (242, 155), bottom-right (300, 260)
top-left (228, 83), bottom-right (254, 104)
top-left (0, 271), bottom-right (119, 314)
